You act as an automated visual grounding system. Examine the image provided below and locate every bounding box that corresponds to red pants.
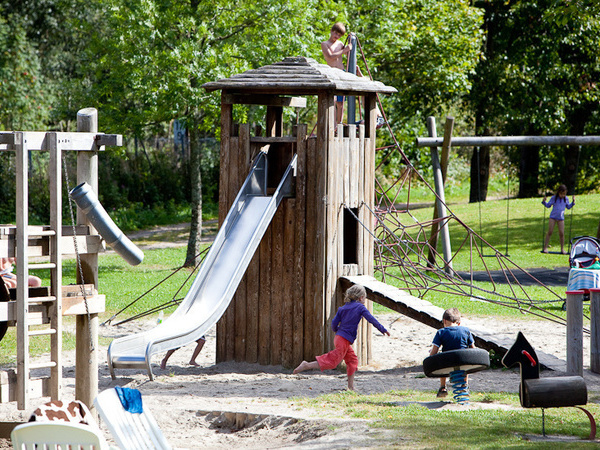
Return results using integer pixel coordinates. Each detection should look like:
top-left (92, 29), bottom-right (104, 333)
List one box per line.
top-left (316, 335), bottom-right (358, 376)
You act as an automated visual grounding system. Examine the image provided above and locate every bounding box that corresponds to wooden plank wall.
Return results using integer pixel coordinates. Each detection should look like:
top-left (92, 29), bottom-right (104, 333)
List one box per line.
top-left (331, 123), bottom-right (373, 367)
top-left (216, 93), bottom-right (377, 368)
top-left (217, 120), bottom-right (324, 367)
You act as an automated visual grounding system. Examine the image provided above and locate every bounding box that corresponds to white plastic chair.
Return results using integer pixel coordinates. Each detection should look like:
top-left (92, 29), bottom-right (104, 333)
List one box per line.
top-left (11, 421), bottom-right (108, 450)
top-left (93, 387), bottom-right (171, 450)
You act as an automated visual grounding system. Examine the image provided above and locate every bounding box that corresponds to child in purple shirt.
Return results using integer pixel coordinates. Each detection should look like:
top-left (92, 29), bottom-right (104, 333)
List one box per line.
top-left (293, 284), bottom-right (390, 390)
top-left (430, 307), bottom-right (475, 398)
top-left (542, 184), bottom-right (575, 254)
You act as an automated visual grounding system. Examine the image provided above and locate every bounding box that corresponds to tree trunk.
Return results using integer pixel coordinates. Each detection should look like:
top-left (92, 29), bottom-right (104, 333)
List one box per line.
top-left (184, 114), bottom-right (203, 267)
top-left (517, 145), bottom-right (540, 198)
top-left (563, 107), bottom-right (586, 195)
top-left (563, 144), bottom-right (580, 195)
top-left (469, 146), bottom-right (490, 203)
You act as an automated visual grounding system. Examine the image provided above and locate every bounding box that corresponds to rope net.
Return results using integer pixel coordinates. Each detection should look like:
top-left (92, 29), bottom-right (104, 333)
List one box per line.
top-left (361, 120), bottom-right (571, 328)
top-left (346, 33), bottom-right (575, 328)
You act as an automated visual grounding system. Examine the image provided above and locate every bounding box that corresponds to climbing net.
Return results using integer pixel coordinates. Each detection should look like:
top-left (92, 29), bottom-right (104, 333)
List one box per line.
top-left (367, 144), bottom-right (568, 324)
top-left (351, 35), bottom-right (573, 328)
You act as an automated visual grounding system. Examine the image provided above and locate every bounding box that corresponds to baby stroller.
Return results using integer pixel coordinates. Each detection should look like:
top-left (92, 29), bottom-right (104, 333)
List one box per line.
top-left (569, 236), bottom-right (600, 268)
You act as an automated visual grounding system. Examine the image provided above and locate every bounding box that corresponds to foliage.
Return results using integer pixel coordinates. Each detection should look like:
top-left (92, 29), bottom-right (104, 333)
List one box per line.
top-left (74, 0), bottom-right (326, 136)
top-left (351, 0), bottom-right (484, 173)
top-left (468, 0), bottom-right (600, 195)
top-left (0, 14), bottom-right (51, 129)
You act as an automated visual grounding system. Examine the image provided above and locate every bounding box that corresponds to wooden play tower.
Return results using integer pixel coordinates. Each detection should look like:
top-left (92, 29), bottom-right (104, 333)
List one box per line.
top-left (203, 57), bottom-right (396, 367)
top-left (0, 108), bottom-right (121, 411)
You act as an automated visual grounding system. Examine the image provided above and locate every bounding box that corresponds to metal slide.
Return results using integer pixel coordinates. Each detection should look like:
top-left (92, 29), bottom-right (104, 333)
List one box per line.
top-left (108, 152), bottom-right (297, 380)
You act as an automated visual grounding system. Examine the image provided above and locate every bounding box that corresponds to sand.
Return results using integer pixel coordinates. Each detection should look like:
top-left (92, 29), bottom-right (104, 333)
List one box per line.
top-left (1, 311), bottom-right (600, 449)
top-left (2, 224), bottom-right (599, 447)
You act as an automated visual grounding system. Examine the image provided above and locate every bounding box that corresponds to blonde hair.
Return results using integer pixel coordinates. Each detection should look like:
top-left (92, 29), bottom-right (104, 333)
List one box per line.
top-left (345, 284), bottom-right (366, 302)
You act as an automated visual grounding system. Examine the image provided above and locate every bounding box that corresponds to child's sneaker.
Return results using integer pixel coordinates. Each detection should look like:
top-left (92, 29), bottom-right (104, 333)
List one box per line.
top-left (437, 387), bottom-right (448, 398)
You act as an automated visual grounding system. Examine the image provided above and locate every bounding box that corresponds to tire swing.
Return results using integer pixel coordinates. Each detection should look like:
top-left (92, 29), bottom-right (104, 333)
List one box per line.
top-left (423, 348), bottom-right (490, 404)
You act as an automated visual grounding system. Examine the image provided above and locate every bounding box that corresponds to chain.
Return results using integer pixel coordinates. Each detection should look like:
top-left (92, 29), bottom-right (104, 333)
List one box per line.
top-left (62, 155), bottom-right (94, 352)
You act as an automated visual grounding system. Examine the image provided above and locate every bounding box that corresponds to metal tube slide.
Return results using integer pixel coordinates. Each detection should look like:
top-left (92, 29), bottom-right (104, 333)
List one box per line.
top-left (70, 182), bottom-right (144, 266)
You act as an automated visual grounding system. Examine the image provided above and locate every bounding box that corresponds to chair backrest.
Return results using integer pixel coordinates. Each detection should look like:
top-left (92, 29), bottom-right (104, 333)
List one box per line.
top-left (11, 421), bottom-right (107, 450)
top-left (93, 388), bottom-right (171, 450)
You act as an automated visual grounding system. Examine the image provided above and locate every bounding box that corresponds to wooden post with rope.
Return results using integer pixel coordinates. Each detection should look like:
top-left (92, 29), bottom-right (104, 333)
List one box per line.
top-left (0, 110), bottom-right (120, 414)
top-left (75, 108), bottom-right (100, 413)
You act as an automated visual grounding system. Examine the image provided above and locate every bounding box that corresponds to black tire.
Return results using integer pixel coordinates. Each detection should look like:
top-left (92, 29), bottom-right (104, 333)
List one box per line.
top-left (0, 278), bottom-right (9, 342)
top-left (423, 348), bottom-right (490, 377)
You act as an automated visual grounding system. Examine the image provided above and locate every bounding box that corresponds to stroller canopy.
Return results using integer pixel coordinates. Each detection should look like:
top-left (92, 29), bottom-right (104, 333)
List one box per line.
top-left (570, 236), bottom-right (600, 268)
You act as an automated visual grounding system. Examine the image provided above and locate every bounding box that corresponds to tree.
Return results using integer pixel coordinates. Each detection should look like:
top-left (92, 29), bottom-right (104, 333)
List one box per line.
top-left (349, 0), bottom-right (484, 169)
top-left (0, 14), bottom-right (50, 130)
top-left (78, 0), bottom-right (326, 266)
top-left (468, 0), bottom-right (600, 200)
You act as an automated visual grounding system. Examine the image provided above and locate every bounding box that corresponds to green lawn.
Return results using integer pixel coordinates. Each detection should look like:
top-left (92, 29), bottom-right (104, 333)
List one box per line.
top-left (293, 390), bottom-right (600, 448)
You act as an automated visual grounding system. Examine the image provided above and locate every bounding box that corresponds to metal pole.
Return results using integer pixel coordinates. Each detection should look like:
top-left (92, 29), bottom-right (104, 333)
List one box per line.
top-left (427, 117), bottom-right (453, 276)
top-left (347, 33), bottom-right (357, 125)
top-left (417, 135), bottom-right (600, 148)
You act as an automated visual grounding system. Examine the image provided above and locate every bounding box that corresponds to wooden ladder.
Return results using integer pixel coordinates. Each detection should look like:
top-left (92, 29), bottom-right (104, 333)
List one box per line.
top-left (15, 132), bottom-right (63, 410)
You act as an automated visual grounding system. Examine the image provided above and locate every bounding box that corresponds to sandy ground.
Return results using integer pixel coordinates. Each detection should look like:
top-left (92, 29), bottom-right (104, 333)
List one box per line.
top-left (2, 223), bottom-right (600, 448)
top-left (1, 312), bottom-right (600, 449)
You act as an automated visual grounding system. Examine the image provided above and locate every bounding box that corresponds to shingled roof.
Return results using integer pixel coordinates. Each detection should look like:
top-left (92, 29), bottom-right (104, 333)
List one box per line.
top-left (202, 56), bottom-right (397, 96)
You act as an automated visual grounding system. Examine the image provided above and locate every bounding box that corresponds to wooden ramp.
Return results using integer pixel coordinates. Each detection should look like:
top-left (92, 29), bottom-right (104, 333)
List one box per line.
top-left (340, 275), bottom-right (566, 372)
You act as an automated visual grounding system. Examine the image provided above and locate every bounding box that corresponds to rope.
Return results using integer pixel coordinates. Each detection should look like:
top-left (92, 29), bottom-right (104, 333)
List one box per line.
top-left (102, 246), bottom-right (209, 326)
top-left (62, 155), bottom-right (94, 352)
top-left (341, 34), bottom-right (568, 326)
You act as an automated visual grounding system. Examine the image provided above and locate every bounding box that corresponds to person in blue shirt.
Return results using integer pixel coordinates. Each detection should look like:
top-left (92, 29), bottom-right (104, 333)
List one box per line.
top-left (542, 184), bottom-right (575, 254)
top-left (429, 307), bottom-right (475, 398)
top-left (293, 284), bottom-right (390, 391)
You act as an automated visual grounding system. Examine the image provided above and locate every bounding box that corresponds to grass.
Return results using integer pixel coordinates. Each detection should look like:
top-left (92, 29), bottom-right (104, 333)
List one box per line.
top-left (291, 390), bottom-right (600, 447)
top-left (0, 246), bottom-right (203, 365)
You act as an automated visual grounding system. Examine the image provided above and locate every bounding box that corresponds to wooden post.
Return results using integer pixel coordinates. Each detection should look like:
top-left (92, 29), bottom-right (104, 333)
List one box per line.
top-left (566, 290), bottom-right (584, 376)
top-left (48, 133), bottom-right (63, 401)
top-left (15, 132), bottom-right (30, 410)
top-left (75, 108), bottom-right (99, 411)
top-left (426, 117), bottom-right (453, 275)
top-left (590, 288), bottom-right (600, 374)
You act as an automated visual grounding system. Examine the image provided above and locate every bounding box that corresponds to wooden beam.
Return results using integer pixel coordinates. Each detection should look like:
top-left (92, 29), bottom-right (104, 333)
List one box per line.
top-left (75, 108), bottom-right (99, 412)
top-left (0, 131), bottom-right (120, 152)
top-left (339, 275), bottom-right (567, 371)
top-left (222, 94), bottom-right (307, 108)
top-left (0, 370), bottom-right (49, 404)
top-left (250, 136), bottom-right (297, 144)
top-left (0, 421), bottom-right (25, 439)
